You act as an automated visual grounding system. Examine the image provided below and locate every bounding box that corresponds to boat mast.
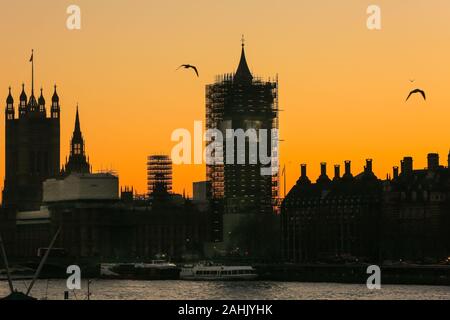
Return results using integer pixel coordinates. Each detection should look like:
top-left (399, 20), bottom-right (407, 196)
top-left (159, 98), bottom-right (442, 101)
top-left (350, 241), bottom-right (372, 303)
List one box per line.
top-left (26, 227), bottom-right (61, 296)
top-left (0, 233), bottom-right (14, 293)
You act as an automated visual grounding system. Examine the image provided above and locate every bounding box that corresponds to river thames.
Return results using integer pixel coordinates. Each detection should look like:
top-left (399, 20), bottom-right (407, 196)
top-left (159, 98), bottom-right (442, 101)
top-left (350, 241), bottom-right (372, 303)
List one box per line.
top-left (1, 280), bottom-right (449, 300)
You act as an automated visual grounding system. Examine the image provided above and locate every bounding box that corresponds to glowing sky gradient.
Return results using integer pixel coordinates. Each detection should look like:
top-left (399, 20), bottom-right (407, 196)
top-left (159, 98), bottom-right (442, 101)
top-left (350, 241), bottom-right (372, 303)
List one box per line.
top-left (1, 0), bottom-right (449, 199)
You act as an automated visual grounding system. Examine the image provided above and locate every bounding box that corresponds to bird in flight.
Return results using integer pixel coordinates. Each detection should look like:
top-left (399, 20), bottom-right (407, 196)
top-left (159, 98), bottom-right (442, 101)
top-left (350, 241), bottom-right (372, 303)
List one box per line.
top-left (177, 64), bottom-right (199, 77)
top-left (406, 88), bottom-right (426, 102)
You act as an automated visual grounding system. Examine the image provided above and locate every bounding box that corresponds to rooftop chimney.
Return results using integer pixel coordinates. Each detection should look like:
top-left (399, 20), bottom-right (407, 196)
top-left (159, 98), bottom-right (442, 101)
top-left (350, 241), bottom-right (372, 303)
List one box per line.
top-left (402, 157), bottom-right (413, 175)
top-left (320, 162), bottom-right (327, 176)
top-left (343, 160), bottom-right (353, 178)
top-left (317, 162), bottom-right (331, 184)
top-left (427, 153), bottom-right (439, 171)
top-left (297, 164), bottom-right (311, 185)
top-left (365, 159), bottom-right (373, 173)
top-left (301, 164), bottom-right (307, 178)
top-left (334, 165), bottom-right (341, 180)
top-left (393, 166), bottom-right (399, 179)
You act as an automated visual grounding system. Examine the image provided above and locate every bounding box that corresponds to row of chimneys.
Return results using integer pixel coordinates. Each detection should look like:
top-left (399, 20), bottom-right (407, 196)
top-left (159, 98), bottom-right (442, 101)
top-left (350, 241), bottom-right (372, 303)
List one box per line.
top-left (299, 153), bottom-right (449, 181)
top-left (300, 159), bottom-right (373, 181)
top-left (392, 153), bottom-right (447, 179)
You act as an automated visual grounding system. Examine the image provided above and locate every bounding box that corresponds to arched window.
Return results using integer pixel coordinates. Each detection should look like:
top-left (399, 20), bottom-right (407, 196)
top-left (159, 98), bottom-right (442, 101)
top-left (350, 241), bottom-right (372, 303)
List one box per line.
top-left (74, 143), bottom-right (81, 155)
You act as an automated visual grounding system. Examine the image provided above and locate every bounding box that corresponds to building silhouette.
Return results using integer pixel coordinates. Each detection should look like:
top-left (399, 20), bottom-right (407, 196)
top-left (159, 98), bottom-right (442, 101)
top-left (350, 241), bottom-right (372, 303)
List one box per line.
top-left (61, 106), bottom-right (91, 175)
top-left (281, 160), bottom-right (382, 263)
top-left (281, 152), bottom-right (450, 264)
top-left (382, 153), bottom-right (450, 261)
top-left (205, 40), bottom-right (280, 258)
top-left (3, 70), bottom-right (60, 211)
top-left (147, 155), bottom-right (173, 196)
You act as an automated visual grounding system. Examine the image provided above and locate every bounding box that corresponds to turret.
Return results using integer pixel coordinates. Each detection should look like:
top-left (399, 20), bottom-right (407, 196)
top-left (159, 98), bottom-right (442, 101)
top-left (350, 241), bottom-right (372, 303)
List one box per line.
top-left (51, 85), bottom-right (60, 119)
top-left (38, 88), bottom-right (46, 114)
top-left (5, 87), bottom-right (14, 121)
top-left (19, 83), bottom-right (27, 117)
top-left (27, 90), bottom-right (38, 113)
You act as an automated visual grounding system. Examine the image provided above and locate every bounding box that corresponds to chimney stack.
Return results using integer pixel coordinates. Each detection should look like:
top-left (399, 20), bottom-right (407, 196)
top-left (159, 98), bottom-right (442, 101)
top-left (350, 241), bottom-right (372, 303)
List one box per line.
top-left (301, 164), bottom-right (307, 178)
top-left (334, 165), bottom-right (341, 180)
top-left (365, 159), bottom-right (373, 173)
top-left (427, 153), bottom-right (439, 171)
top-left (343, 160), bottom-right (352, 178)
top-left (320, 162), bottom-right (327, 176)
top-left (317, 162), bottom-right (331, 184)
top-left (393, 166), bottom-right (399, 179)
top-left (402, 157), bottom-right (413, 175)
top-left (298, 164), bottom-right (311, 184)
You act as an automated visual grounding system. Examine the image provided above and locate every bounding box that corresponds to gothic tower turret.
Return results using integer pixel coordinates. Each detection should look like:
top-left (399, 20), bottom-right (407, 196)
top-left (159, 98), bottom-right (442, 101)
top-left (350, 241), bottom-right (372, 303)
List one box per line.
top-left (27, 89), bottom-right (38, 114)
top-left (3, 50), bottom-right (60, 211)
top-left (63, 106), bottom-right (91, 175)
top-left (19, 84), bottom-right (27, 117)
top-left (51, 85), bottom-right (60, 119)
top-left (5, 87), bottom-right (14, 121)
top-left (38, 88), bottom-right (46, 115)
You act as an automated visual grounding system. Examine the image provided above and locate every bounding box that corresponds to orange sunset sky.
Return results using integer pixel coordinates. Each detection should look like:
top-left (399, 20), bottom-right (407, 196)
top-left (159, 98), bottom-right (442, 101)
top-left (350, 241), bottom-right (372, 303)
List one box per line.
top-left (1, 0), bottom-right (449, 199)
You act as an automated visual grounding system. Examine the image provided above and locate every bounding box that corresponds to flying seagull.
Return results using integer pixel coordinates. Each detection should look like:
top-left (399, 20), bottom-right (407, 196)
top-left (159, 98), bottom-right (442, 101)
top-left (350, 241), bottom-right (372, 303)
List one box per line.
top-left (406, 88), bottom-right (426, 102)
top-left (177, 64), bottom-right (199, 77)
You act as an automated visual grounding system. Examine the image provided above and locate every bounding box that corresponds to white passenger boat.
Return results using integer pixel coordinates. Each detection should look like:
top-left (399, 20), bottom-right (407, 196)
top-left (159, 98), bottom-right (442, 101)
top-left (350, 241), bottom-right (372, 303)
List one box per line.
top-left (180, 262), bottom-right (258, 281)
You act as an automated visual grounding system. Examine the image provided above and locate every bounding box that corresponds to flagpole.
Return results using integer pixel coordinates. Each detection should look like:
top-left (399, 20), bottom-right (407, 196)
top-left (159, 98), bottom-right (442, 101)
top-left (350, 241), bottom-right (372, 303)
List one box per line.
top-left (31, 49), bottom-right (34, 95)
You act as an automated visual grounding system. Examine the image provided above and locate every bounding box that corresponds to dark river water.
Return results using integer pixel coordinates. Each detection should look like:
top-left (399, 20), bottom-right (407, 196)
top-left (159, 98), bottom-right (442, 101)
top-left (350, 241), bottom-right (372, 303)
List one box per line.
top-left (1, 280), bottom-right (450, 300)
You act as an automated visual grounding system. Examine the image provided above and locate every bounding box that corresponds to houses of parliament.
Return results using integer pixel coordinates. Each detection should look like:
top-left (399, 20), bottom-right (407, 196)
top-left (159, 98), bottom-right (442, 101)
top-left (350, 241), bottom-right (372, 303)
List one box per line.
top-left (0, 53), bottom-right (208, 260)
top-left (0, 48), bottom-right (449, 265)
top-left (3, 83), bottom-right (61, 211)
top-left (3, 82), bottom-right (91, 212)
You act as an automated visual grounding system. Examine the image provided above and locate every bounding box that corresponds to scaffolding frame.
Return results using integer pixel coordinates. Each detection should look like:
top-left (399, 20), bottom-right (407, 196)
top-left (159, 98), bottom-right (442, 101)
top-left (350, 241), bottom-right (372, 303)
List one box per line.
top-left (147, 155), bottom-right (172, 196)
top-left (205, 73), bottom-right (279, 215)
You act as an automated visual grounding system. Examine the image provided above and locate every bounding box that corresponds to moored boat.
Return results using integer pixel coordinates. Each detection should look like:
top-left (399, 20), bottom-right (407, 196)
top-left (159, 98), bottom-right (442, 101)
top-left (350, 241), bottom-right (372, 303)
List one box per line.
top-left (180, 261), bottom-right (258, 281)
top-left (100, 260), bottom-right (180, 280)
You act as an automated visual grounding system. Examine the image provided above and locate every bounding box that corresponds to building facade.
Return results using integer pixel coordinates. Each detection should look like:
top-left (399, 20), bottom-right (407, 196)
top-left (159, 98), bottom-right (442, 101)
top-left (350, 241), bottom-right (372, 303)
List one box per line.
top-left (205, 41), bottom-right (280, 256)
top-left (3, 84), bottom-right (60, 211)
top-left (381, 153), bottom-right (450, 262)
top-left (281, 160), bottom-right (382, 263)
top-left (11, 109), bottom-right (208, 261)
top-left (281, 153), bottom-right (450, 264)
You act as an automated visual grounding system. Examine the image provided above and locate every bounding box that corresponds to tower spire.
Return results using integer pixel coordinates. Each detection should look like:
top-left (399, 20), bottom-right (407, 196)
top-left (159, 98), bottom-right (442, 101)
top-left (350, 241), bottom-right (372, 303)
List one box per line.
top-left (75, 103), bottom-right (80, 133)
top-left (7, 86), bottom-right (13, 104)
top-left (234, 36), bottom-right (253, 82)
top-left (63, 105), bottom-right (90, 175)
